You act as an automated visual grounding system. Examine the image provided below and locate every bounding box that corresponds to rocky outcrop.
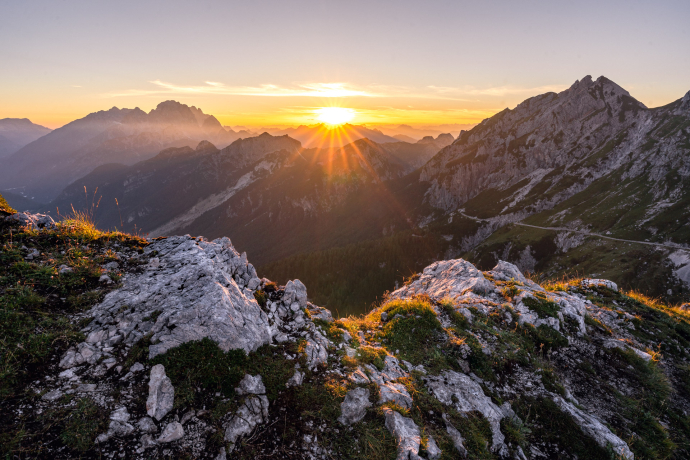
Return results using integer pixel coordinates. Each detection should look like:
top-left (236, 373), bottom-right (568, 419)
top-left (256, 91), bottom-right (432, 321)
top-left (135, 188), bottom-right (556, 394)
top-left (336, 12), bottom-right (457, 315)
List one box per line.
top-left (16, 209), bottom-right (681, 459)
top-left (426, 370), bottom-right (506, 451)
top-left (62, 235), bottom-right (271, 369)
top-left (553, 396), bottom-right (634, 459)
top-left (420, 76), bottom-right (653, 212)
top-left (224, 375), bottom-right (270, 451)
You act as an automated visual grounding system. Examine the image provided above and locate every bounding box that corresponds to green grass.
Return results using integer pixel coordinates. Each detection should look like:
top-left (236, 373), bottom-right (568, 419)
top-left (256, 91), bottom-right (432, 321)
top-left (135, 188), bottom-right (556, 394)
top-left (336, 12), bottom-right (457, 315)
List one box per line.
top-left (522, 294), bottom-right (560, 318)
top-left (150, 337), bottom-right (249, 410)
top-left (0, 209), bottom-right (147, 457)
top-left (378, 297), bottom-right (447, 369)
top-left (59, 397), bottom-right (108, 452)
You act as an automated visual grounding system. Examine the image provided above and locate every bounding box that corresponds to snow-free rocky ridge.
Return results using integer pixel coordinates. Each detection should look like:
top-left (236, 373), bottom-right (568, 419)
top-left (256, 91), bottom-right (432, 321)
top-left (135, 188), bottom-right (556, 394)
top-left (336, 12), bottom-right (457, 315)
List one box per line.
top-left (5, 211), bottom-right (690, 459)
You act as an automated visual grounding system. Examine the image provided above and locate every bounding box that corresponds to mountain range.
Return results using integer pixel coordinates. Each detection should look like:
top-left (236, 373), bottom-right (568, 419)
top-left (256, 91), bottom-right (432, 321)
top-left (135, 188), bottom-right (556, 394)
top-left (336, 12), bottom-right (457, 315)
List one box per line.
top-left (3, 75), bottom-right (689, 315)
top-left (0, 101), bottom-right (242, 202)
top-left (261, 76), bottom-right (690, 313)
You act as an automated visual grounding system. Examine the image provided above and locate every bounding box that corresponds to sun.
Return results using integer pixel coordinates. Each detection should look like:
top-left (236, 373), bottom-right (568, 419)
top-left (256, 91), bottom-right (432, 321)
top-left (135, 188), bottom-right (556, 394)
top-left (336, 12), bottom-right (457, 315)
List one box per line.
top-left (316, 107), bottom-right (356, 126)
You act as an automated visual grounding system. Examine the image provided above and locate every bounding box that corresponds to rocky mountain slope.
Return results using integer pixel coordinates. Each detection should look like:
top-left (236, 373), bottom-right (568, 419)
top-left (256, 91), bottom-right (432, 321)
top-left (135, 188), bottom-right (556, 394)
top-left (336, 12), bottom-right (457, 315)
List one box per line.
top-left (6, 76), bottom-right (690, 317)
top-left (0, 118), bottom-right (52, 159)
top-left (413, 76), bottom-right (690, 303)
top-left (45, 134), bottom-right (450, 267)
top-left (265, 76), bottom-right (690, 311)
top-left (0, 101), bottom-right (241, 202)
top-left (3, 206), bottom-right (690, 459)
top-left (47, 133), bottom-right (302, 236)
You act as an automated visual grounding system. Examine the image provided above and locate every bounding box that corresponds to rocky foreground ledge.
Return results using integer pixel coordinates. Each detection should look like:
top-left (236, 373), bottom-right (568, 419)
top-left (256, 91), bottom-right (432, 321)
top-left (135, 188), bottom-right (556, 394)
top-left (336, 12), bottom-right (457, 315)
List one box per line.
top-left (3, 211), bottom-right (690, 459)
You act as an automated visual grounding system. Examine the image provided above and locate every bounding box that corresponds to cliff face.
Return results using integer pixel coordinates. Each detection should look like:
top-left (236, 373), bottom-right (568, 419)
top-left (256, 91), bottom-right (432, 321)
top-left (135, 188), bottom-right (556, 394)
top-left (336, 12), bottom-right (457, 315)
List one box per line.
top-left (420, 76), bottom-right (690, 220)
top-left (3, 209), bottom-right (690, 459)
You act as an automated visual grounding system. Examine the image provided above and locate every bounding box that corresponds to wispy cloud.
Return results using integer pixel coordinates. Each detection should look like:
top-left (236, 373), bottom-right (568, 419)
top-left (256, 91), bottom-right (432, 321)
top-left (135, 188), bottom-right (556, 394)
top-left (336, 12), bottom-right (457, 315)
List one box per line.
top-left (103, 80), bottom-right (568, 100)
top-left (104, 81), bottom-right (374, 98)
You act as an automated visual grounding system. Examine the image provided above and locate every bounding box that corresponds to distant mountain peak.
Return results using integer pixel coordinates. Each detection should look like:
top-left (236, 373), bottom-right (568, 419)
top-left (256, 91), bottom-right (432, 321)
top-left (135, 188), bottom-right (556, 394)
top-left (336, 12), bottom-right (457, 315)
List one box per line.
top-left (195, 140), bottom-right (218, 153)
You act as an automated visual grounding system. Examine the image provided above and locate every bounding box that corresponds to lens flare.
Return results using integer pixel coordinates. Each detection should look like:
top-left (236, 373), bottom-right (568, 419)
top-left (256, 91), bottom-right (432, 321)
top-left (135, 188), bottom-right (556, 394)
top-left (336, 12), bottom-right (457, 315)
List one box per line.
top-left (316, 107), bottom-right (356, 126)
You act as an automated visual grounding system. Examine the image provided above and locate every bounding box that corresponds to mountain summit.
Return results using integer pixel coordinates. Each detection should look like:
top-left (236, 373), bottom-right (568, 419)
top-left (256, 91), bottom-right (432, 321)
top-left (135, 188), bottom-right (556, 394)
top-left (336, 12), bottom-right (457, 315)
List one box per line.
top-left (0, 118), bottom-right (52, 159)
top-left (0, 101), bottom-right (240, 202)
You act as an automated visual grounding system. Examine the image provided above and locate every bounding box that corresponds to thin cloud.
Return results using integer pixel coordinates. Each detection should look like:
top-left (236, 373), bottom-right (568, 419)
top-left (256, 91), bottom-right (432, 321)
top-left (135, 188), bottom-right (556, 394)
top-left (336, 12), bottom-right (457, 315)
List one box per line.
top-left (104, 81), bottom-right (375, 98)
top-left (103, 80), bottom-right (568, 101)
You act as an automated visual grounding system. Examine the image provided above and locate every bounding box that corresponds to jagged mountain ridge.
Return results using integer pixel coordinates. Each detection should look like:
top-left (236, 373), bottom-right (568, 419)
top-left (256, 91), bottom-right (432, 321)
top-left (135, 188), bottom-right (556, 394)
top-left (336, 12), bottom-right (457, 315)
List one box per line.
top-left (264, 76), bottom-right (690, 310)
top-left (0, 101), bottom-right (242, 202)
top-left (48, 133), bottom-right (302, 234)
top-left (413, 76), bottom-right (690, 302)
top-left (47, 133), bottom-right (449, 265)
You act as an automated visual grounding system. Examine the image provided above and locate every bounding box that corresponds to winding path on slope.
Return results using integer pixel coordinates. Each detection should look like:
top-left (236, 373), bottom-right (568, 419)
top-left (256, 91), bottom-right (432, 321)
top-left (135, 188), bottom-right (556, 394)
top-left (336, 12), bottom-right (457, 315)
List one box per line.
top-left (459, 212), bottom-right (689, 252)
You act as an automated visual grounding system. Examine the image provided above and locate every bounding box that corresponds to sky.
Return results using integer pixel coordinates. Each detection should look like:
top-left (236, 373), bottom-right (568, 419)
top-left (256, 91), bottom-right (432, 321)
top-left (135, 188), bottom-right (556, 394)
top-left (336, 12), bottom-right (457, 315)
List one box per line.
top-left (1, 0), bottom-right (689, 129)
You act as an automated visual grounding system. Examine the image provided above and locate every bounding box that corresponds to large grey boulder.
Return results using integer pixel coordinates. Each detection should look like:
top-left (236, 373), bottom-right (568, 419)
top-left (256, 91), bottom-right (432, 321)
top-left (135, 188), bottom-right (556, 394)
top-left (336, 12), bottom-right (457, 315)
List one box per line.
top-left (283, 279), bottom-right (308, 308)
top-left (378, 382), bottom-right (413, 409)
top-left (158, 421), bottom-right (184, 443)
top-left (6, 212), bottom-right (56, 230)
top-left (146, 364), bottom-right (174, 421)
top-left (425, 435), bottom-right (442, 460)
top-left (337, 387), bottom-right (372, 425)
top-left (75, 236), bottom-right (271, 363)
top-left (383, 408), bottom-right (424, 460)
top-left (442, 413), bottom-right (467, 457)
top-left (389, 259), bottom-right (495, 302)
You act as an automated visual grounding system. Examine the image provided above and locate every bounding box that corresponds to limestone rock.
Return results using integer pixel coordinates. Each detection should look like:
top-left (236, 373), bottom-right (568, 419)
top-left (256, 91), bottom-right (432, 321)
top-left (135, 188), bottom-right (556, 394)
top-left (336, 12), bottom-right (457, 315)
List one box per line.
top-left (110, 406), bottom-right (131, 423)
top-left (236, 374), bottom-right (266, 395)
top-left (306, 303), bottom-right (333, 322)
top-left (553, 396), bottom-right (634, 459)
top-left (284, 279), bottom-right (308, 308)
top-left (157, 421), bottom-right (184, 443)
top-left (74, 235), bottom-right (272, 364)
top-left (6, 212), bottom-right (56, 230)
top-left (582, 279), bottom-right (619, 292)
top-left (137, 417), bottom-right (158, 434)
top-left (41, 389), bottom-right (62, 401)
top-left (146, 364), bottom-right (174, 421)
top-left (286, 370), bottom-right (304, 387)
top-left (224, 395), bottom-right (269, 449)
top-left (390, 259), bottom-right (495, 302)
top-left (338, 387), bottom-right (372, 425)
top-left (379, 382), bottom-right (413, 409)
top-left (443, 415), bottom-right (467, 457)
top-left (383, 407), bottom-right (423, 460)
top-left (425, 435), bottom-right (442, 459)
top-left (426, 370), bottom-right (506, 451)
